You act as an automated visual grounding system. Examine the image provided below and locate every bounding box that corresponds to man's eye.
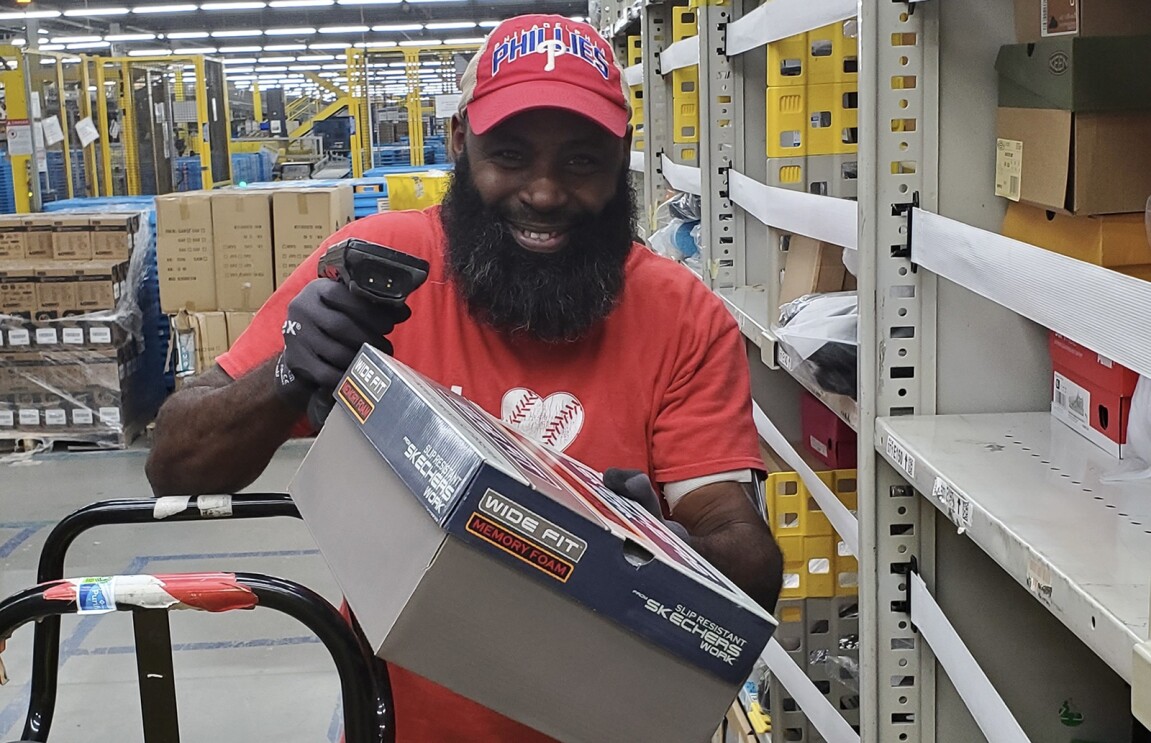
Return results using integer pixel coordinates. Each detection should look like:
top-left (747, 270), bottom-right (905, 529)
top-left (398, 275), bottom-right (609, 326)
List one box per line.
top-left (493, 150), bottom-right (523, 163)
top-left (568, 155), bottom-right (599, 169)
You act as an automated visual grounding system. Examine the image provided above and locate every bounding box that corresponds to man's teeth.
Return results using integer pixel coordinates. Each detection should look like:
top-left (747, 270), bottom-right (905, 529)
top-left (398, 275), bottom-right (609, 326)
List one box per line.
top-left (522, 229), bottom-right (558, 239)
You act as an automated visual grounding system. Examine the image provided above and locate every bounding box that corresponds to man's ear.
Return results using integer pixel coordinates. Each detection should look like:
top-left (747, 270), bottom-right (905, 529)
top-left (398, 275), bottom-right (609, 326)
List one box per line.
top-left (450, 115), bottom-right (467, 159)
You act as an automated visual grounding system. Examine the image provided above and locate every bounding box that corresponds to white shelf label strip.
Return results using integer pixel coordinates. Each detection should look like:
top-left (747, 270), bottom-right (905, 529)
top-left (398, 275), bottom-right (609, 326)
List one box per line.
top-left (623, 63), bottom-right (643, 87)
top-left (760, 639), bottom-right (860, 743)
top-left (910, 573), bottom-right (1032, 743)
top-left (629, 150), bottom-right (645, 173)
top-left (729, 169), bottom-right (858, 250)
top-left (913, 208), bottom-right (1151, 379)
top-left (753, 402), bottom-right (860, 557)
top-left (660, 154), bottom-right (702, 195)
top-left (659, 36), bottom-right (700, 73)
top-left (726, 0), bottom-right (857, 57)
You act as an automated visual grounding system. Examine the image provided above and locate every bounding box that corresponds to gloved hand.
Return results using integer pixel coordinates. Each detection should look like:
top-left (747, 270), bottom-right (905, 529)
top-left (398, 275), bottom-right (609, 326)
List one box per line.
top-left (603, 468), bottom-right (690, 541)
top-left (274, 278), bottom-right (411, 414)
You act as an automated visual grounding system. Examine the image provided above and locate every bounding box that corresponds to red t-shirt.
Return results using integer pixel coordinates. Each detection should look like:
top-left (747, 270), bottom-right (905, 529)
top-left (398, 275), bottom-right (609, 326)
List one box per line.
top-left (217, 205), bottom-right (763, 742)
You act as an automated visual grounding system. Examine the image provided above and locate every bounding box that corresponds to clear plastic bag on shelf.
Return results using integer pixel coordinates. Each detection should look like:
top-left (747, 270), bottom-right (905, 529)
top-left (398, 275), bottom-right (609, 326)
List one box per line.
top-left (809, 648), bottom-right (861, 695)
top-left (1102, 374), bottom-right (1151, 482)
top-left (649, 191), bottom-right (703, 267)
top-left (776, 291), bottom-right (859, 400)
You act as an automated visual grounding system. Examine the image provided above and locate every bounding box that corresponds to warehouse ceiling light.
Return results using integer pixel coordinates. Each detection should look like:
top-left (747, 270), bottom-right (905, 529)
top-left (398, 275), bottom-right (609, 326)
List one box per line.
top-left (265, 27), bottom-right (316, 35)
top-left (67, 41), bottom-right (112, 48)
top-left (63, 7), bottom-right (130, 17)
top-left (264, 43), bottom-right (307, 50)
top-left (211, 29), bottom-right (263, 36)
top-left (201, 1), bottom-right (268, 10)
top-left (0, 11), bottom-right (61, 20)
top-left (167, 30), bottom-right (210, 38)
top-left (128, 48), bottom-right (173, 55)
top-left (218, 45), bottom-right (262, 51)
top-left (372, 23), bottom-right (422, 31)
top-left (424, 21), bottom-right (473, 29)
top-left (222, 56), bottom-right (258, 63)
top-left (399, 38), bottom-right (438, 45)
top-left (337, 0), bottom-right (401, 5)
top-left (132, 4), bottom-right (198, 12)
top-left (308, 42), bottom-right (346, 49)
top-left (106, 32), bottom-right (158, 41)
top-left (319, 25), bottom-right (370, 33)
top-left (269, 0), bottom-right (333, 6)
top-left (38, 43), bottom-right (65, 51)
top-left (51, 35), bottom-right (103, 44)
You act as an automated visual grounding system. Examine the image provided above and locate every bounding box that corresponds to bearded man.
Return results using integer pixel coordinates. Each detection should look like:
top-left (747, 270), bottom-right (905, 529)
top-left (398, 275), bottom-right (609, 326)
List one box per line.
top-left (146, 14), bottom-right (782, 742)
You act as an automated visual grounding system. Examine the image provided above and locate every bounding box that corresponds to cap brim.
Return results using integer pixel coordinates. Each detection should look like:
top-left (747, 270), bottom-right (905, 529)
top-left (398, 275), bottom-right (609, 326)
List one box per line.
top-left (465, 79), bottom-right (629, 137)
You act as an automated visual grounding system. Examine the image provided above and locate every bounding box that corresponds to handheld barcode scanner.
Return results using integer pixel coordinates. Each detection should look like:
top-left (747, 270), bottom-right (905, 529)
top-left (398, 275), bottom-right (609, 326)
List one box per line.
top-left (317, 238), bottom-right (430, 303)
top-left (308, 238), bottom-right (430, 427)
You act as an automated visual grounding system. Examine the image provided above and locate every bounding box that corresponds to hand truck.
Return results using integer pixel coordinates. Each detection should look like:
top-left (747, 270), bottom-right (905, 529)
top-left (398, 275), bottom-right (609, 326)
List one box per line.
top-left (0, 494), bottom-right (393, 743)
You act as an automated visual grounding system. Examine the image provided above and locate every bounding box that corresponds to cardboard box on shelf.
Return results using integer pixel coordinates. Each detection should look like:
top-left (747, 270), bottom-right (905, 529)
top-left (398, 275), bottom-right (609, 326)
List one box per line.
top-left (1001, 202), bottom-right (1151, 267)
top-left (289, 346), bottom-right (777, 743)
top-left (156, 193), bottom-right (216, 313)
top-left (89, 214), bottom-right (140, 261)
top-left (995, 107), bottom-right (1151, 214)
top-left (800, 391), bottom-right (857, 469)
top-left (1013, 0), bottom-right (1151, 43)
top-left (1049, 332), bottom-right (1138, 458)
top-left (23, 217), bottom-right (53, 260)
top-left (212, 191), bottom-right (275, 311)
top-left (0, 217), bottom-right (27, 261)
top-left (272, 186), bottom-right (354, 287)
top-left (0, 266), bottom-right (36, 319)
top-left (996, 36), bottom-right (1151, 113)
top-left (172, 310), bottom-right (229, 377)
top-left (33, 265), bottom-right (77, 320)
top-left (225, 311), bottom-right (256, 348)
top-left (72, 261), bottom-right (129, 314)
top-left (779, 234), bottom-right (847, 306)
top-left (51, 216), bottom-right (93, 260)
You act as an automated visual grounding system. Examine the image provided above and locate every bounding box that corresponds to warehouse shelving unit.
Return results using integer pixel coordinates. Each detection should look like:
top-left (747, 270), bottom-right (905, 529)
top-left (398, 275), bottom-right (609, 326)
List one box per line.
top-left (604, 0), bottom-right (1151, 740)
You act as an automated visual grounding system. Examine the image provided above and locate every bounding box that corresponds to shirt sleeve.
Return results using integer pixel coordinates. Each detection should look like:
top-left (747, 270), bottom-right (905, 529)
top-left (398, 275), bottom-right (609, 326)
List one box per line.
top-left (651, 281), bottom-right (765, 485)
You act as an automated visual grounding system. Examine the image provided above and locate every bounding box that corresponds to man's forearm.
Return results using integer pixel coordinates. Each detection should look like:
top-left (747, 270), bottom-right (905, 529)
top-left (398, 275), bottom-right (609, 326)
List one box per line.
top-left (673, 481), bottom-right (784, 612)
top-left (145, 359), bottom-right (304, 496)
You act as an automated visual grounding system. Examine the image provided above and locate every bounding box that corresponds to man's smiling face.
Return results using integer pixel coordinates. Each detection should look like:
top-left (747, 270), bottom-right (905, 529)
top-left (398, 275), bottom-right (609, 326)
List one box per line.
top-left (441, 108), bottom-right (636, 343)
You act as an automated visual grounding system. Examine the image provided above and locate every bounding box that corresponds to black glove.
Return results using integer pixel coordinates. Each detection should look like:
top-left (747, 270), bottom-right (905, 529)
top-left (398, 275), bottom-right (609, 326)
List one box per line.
top-left (274, 278), bottom-right (411, 415)
top-left (603, 468), bottom-right (690, 541)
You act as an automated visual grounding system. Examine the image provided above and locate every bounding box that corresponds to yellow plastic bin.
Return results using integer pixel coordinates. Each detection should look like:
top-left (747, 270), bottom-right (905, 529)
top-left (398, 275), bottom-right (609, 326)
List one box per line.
top-left (384, 170), bottom-right (453, 211)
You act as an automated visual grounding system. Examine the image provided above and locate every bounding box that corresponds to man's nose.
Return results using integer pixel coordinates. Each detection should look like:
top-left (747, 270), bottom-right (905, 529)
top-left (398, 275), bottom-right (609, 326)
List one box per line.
top-left (519, 166), bottom-right (568, 213)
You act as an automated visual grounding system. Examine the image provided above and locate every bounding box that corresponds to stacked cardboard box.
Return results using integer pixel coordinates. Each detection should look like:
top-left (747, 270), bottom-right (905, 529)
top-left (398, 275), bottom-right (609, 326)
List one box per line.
top-left (0, 211), bottom-right (154, 446)
top-left (994, 34), bottom-right (1151, 215)
top-left (156, 185), bottom-right (354, 312)
top-left (170, 309), bottom-right (256, 384)
top-left (765, 20), bottom-right (860, 200)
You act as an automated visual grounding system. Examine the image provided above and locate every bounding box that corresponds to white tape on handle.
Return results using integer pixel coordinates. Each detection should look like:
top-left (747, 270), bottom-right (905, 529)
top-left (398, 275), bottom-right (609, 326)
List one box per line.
top-left (753, 402), bottom-right (860, 557)
top-left (659, 36), bottom-right (700, 73)
top-left (910, 573), bottom-right (1031, 743)
top-left (196, 495), bottom-right (233, 518)
top-left (727, 0), bottom-right (856, 56)
top-left (153, 495), bottom-right (191, 520)
top-left (729, 169), bottom-right (858, 250)
top-left (629, 150), bottom-right (646, 174)
top-left (660, 154), bottom-right (702, 195)
top-left (761, 639), bottom-right (860, 743)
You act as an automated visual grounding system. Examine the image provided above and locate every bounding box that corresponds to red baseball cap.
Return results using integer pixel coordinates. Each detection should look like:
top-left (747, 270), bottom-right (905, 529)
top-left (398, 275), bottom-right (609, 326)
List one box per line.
top-left (458, 14), bottom-right (631, 137)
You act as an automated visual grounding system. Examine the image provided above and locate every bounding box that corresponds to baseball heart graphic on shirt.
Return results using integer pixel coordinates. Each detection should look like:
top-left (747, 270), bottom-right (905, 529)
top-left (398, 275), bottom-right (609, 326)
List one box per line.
top-left (501, 388), bottom-right (585, 452)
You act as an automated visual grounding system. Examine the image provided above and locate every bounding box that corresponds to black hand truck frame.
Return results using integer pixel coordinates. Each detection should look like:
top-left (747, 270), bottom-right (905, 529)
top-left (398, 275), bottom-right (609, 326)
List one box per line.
top-left (0, 494), bottom-right (393, 743)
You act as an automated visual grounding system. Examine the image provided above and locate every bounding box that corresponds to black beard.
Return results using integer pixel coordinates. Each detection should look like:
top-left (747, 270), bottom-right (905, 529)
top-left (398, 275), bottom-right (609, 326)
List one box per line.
top-left (440, 152), bottom-right (636, 343)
